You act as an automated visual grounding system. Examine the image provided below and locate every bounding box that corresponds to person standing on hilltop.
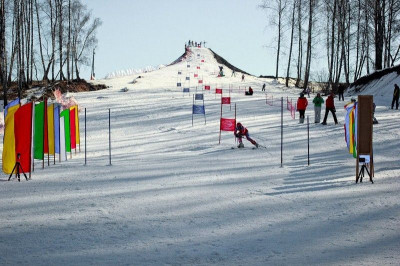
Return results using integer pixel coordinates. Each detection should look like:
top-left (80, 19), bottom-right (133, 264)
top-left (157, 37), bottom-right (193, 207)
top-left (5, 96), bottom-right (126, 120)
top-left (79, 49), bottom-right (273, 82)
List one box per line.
top-left (321, 92), bottom-right (338, 125)
top-left (262, 83), bottom-right (266, 92)
top-left (297, 93), bottom-right (308, 124)
top-left (241, 74), bottom-right (245, 82)
top-left (391, 84), bottom-right (399, 110)
top-left (231, 69), bottom-right (236, 77)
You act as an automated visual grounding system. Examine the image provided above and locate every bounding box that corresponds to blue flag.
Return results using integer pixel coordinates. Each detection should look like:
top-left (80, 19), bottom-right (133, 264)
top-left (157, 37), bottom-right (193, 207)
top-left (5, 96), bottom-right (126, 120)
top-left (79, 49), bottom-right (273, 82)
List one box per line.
top-left (183, 88), bottom-right (190, 93)
top-left (54, 105), bottom-right (60, 153)
top-left (177, 82), bottom-right (182, 87)
top-left (195, 94), bottom-right (204, 100)
top-left (186, 77), bottom-right (190, 81)
top-left (193, 105), bottom-right (205, 115)
top-left (4, 98), bottom-right (20, 118)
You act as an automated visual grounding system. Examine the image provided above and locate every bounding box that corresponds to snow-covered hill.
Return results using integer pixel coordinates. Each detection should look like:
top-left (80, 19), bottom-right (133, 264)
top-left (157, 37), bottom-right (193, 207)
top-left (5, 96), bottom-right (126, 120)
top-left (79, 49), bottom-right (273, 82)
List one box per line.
top-left (1, 46), bottom-right (399, 265)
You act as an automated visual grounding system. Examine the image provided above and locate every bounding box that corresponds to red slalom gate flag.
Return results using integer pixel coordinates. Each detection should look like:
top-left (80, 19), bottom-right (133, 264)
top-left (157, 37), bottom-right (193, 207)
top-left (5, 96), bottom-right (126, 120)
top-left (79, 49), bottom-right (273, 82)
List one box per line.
top-left (220, 118), bottom-right (236, 131)
top-left (14, 102), bottom-right (33, 173)
top-left (194, 73), bottom-right (198, 78)
top-left (215, 88), bottom-right (222, 94)
top-left (204, 85), bottom-right (210, 90)
top-left (197, 66), bottom-right (200, 70)
top-left (43, 99), bottom-right (49, 154)
top-left (69, 108), bottom-right (76, 149)
top-left (201, 59), bottom-right (205, 63)
top-left (198, 80), bottom-right (203, 84)
top-left (221, 97), bottom-right (231, 104)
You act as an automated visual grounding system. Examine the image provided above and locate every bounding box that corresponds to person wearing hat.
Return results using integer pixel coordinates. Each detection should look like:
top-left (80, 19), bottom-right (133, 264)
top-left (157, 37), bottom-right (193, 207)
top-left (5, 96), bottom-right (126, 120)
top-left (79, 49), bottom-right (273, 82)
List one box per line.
top-left (234, 122), bottom-right (259, 148)
top-left (312, 93), bottom-right (324, 123)
top-left (321, 92), bottom-right (338, 125)
top-left (297, 93), bottom-right (308, 123)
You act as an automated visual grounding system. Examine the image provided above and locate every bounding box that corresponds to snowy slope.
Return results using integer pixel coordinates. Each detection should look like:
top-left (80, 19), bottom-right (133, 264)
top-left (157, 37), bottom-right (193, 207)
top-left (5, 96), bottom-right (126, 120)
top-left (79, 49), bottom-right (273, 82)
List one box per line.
top-left (1, 47), bottom-right (399, 265)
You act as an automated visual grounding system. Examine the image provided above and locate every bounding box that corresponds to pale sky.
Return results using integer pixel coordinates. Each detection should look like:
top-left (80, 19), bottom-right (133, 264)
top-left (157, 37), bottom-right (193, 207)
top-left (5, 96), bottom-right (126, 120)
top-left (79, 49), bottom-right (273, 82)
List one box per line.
top-left (82, 0), bottom-right (275, 79)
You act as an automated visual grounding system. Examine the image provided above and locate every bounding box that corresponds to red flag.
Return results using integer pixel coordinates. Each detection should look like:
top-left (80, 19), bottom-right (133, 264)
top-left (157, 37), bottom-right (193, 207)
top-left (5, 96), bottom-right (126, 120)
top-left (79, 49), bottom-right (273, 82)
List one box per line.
top-left (194, 73), bottom-right (198, 78)
top-left (197, 66), bottom-right (200, 69)
top-left (204, 85), bottom-right (210, 90)
top-left (220, 118), bottom-right (236, 131)
top-left (201, 59), bottom-right (205, 62)
top-left (222, 97), bottom-right (231, 104)
top-left (14, 102), bottom-right (33, 173)
top-left (44, 99), bottom-right (49, 154)
top-left (215, 88), bottom-right (222, 94)
top-left (198, 80), bottom-right (203, 84)
top-left (70, 108), bottom-right (76, 149)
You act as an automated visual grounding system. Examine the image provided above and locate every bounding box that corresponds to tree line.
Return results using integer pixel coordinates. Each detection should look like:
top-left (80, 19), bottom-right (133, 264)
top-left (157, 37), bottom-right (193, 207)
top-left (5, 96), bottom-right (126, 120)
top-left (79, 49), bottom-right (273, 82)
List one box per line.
top-left (0, 0), bottom-right (101, 105)
top-left (260, 0), bottom-right (400, 92)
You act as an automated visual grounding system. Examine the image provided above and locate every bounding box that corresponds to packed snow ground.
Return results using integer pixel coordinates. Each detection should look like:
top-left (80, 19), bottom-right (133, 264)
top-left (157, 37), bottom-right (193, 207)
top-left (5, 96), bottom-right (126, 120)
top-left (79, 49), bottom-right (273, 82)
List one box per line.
top-left (1, 47), bottom-right (399, 265)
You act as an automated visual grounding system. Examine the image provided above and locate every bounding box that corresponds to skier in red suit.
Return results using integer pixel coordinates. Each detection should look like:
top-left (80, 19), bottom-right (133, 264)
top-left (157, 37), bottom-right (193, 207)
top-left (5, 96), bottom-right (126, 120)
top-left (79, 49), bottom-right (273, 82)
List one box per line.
top-left (234, 122), bottom-right (258, 148)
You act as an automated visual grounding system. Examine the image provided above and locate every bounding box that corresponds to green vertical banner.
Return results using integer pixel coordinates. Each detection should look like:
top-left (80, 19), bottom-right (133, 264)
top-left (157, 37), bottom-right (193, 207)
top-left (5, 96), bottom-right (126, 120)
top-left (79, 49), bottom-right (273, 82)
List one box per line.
top-left (60, 109), bottom-right (71, 152)
top-left (34, 102), bottom-right (45, 160)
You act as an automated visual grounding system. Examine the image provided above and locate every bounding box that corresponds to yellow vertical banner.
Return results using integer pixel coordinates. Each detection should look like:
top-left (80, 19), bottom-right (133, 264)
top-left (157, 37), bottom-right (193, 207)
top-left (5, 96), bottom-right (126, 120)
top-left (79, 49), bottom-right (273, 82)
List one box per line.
top-left (47, 104), bottom-right (55, 155)
top-left (74, 106), bottom-right (80, 145)
top-left (2, 104), bottom-right (20, 174)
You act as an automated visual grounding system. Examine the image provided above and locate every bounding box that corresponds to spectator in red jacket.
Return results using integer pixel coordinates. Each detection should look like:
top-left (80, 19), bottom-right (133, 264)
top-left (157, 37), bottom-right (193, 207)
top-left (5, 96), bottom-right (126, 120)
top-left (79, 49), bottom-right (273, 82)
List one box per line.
top-left (297, 93), bottom-right (308, 123)
top-left (321, 92), bottom-right (338, 125)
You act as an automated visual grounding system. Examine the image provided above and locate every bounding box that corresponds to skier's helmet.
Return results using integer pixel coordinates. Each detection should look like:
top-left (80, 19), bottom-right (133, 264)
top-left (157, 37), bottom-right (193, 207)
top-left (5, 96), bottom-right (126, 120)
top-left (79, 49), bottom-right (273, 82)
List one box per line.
top-left (236, 122), bottom-right (242, 128)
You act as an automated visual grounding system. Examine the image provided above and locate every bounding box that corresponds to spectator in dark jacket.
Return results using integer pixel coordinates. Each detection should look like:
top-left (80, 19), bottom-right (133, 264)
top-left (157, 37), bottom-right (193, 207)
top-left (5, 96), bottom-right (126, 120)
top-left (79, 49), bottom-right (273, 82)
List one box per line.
top-left (391, 84), bottom-right (399, 109)
top-left (338, 86), bottom-right (345, 101)
top-left (297, 93), bottom-right (308, 123)
top-left (321, 92), bottom-right (338, 125)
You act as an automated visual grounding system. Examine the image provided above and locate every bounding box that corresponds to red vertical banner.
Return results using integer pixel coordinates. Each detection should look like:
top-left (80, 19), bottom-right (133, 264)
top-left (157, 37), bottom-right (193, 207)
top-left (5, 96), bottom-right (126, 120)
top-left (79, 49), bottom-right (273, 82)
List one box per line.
top-left (14, 102), bottom-right (33, 173)
top-left (70, 107), bottom-right (76, 149)
top-left (44, 99), bottom-right (49, 154)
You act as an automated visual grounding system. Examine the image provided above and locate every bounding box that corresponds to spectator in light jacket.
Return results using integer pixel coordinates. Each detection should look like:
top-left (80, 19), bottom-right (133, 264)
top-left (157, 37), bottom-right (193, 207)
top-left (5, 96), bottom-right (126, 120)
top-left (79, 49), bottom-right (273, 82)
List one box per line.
top-left (312, 93), bottom-right (324, 123)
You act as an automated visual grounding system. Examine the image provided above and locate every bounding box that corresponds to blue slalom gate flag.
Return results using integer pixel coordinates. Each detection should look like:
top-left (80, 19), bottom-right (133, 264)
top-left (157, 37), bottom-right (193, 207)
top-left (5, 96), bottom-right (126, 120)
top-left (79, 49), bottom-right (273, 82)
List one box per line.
top-left (186, 76), bottom-right (190, 81)
top-left (193, 105), bottom-right (205, 115)
top-left (195, 94), bottom-right (204, 100)
top-left (177, 82), bottom-right (182, 87)
top-left (54, 105), bottom-right (60, 153)
top-left (187, 64), bottom-right (190, 68)
top-left (178, 71), bottom-right (182, 75)
top-left (4, 98), bottom-right (20, 118)
top-left (183, 88), bottom-right (190, 93)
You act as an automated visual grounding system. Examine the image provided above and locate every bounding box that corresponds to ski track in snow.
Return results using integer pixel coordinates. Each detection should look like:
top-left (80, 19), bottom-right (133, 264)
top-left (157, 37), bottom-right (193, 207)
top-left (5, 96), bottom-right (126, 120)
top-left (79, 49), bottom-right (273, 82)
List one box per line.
top-left (1, 47), bottom-right (399, 265)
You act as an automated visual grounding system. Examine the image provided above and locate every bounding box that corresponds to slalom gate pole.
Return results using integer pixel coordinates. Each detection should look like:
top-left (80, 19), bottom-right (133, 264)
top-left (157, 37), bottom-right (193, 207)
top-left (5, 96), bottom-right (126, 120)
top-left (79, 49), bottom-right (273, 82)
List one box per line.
top-left (192, 95), bottom-right (194, 126)
top-left (84, 108), bottom-right (87, 166)
top-left (281, 97), bottom-right (283, 168)
top-left (219, 98), bottom-right (222, 144)
top-left (234, 103), bottom-right (237, 143)
top-left (203, 96), bottom-right (206, 125)
top-left (307, 115), bottom-right (310, 166)
top-left (42, 97), bottom-right (45, 169)
top-left (108, 108), bottom-right (112, 166)
top-left (53, 104), bottom-right (56, 165)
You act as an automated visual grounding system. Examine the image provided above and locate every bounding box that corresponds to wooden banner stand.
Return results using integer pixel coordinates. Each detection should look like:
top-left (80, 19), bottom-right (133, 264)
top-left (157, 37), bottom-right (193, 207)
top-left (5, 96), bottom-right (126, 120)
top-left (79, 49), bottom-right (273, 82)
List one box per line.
top-left (356, 95), bottom-right (374, 183)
